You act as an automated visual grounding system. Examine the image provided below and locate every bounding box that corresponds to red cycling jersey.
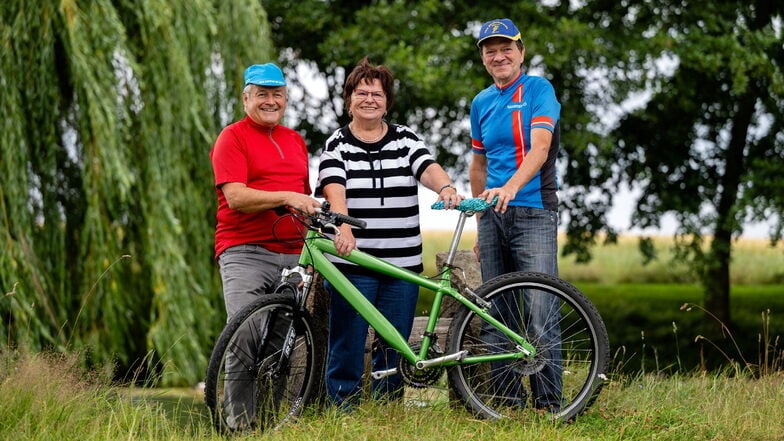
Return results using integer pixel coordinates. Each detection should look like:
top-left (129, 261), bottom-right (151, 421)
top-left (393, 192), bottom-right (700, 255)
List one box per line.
top-left (211, 116), bottom-right (311, 258)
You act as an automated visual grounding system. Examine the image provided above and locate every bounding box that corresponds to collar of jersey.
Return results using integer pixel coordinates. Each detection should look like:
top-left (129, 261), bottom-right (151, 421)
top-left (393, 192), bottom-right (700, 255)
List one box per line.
top-left (495, 71), bottom-right (524, 93)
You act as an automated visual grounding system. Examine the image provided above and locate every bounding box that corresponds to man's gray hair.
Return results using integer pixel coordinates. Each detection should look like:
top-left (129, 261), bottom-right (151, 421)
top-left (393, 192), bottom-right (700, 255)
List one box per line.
top-left (243, 84), bottom-right (287, 96)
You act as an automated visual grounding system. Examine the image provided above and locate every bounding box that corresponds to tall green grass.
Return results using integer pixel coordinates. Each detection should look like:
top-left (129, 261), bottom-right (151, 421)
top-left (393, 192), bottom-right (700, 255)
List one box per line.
top-left (2, 350), bottom-right (783, 440)
top-left (2, 233), bottom-right (781, 440)
top-left (0, 350), bottom-right (211, 441)
top-left (580, 283), bottom-right (784, 374)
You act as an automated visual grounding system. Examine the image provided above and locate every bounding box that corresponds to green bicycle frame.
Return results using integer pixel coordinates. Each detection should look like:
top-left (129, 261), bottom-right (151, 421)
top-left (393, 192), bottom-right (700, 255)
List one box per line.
top-left (296, 227), bottom-right (537, 368)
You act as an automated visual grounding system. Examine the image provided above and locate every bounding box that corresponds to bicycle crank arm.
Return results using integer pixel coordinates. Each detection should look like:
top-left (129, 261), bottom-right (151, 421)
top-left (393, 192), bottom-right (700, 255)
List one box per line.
top-left (371, 368), bottom-right (398, 380)
top-left (415, 350), bottom-right (467, 370)
top-left (372, 350), bottom-right (469, 379)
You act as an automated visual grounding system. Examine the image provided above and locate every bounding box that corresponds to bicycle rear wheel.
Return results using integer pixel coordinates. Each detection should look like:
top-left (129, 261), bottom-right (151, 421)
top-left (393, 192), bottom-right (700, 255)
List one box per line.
top-left (204, 293), bottom-right (324, 434)
top-left (446, 271), bottom-right (609, 421)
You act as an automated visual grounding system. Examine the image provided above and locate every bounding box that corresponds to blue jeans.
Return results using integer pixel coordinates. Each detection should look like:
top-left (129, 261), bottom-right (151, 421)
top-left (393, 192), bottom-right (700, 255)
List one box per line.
top-left (324, 273), bottom-right (419, 408)
top-left (477, 206), bottom-right (562, 410)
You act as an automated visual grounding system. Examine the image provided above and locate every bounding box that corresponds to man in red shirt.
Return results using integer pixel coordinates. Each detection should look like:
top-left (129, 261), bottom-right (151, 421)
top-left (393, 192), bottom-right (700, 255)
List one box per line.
top-left (210, 63), bottom-right (320, 430)
top-left (211, 62), bottom-right (320, 319)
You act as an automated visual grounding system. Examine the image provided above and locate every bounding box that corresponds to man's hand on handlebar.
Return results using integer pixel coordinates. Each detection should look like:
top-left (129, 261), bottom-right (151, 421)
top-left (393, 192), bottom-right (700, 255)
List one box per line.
top-left (287, 193), bottom-right (321, 215)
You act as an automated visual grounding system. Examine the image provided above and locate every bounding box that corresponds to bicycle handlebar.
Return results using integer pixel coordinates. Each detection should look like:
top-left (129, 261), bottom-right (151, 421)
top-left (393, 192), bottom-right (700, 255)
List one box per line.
top-left (430, 196), bottom-right (498, 213)
top-left (328, 210), bottom-right (367, 229)
top-left (313, 202), bottom-right (367, 229)
top-left (304, 197), bottom-right (496, 232)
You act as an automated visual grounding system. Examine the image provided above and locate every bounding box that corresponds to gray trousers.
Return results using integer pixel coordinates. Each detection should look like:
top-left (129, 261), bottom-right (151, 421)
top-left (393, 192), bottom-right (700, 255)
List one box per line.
top-left (216, 244), bottom-right (300, 429)
top-left (217, 244), bottom-right (300, 321)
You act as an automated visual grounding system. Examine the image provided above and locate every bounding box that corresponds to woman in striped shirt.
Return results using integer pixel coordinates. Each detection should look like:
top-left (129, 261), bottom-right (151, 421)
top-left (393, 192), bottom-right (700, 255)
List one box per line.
top-left (315, 57), bottom-right (462, 409)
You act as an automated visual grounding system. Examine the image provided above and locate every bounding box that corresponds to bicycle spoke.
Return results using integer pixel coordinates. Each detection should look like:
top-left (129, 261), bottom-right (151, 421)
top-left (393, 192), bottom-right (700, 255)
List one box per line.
top-left (204, 294), bottom-right (324, 434)
top-left (447, 272), bottom-right (609, 421)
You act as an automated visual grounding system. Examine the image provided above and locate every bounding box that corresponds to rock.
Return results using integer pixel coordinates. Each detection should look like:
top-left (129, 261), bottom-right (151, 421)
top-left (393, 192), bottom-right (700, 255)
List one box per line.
top-left (434, 249), bottom-right (483, 318)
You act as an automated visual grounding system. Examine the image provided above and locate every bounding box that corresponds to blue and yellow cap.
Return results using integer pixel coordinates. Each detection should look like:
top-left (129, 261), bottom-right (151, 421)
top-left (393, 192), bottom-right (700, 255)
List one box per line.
top-left (243, 63), bottom-right (286, 87)
top-left (476, 18), bottom-right (522, 47)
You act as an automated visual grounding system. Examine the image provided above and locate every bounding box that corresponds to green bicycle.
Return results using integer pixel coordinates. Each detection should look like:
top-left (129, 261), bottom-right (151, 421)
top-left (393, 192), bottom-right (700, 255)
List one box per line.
top-left (204, 198), bottom-right (609, 433)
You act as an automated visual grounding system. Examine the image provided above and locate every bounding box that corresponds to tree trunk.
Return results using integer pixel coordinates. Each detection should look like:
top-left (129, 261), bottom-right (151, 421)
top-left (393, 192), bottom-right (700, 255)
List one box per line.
top-left (703, 93), bottom-right (755, 327)
top-left (703, 235), bottom-right (732, 326)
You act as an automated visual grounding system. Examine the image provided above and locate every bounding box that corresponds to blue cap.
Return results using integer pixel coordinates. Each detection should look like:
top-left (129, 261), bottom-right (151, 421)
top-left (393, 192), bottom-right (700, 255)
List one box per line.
top-left (243, 63), bottom-right (286, 87)
top-left (476, 18), bottom-right (522, 47)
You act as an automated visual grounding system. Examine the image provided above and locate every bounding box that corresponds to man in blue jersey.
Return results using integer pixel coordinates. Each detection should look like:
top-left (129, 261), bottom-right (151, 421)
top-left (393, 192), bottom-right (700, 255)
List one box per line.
top-left (469, 18), bottom-right (563, 411)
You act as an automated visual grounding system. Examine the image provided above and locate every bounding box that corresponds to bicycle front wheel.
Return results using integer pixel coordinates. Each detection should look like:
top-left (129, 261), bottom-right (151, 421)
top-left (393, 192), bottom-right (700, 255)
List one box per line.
top-left (446, 271), bottom-right (609, 421)
top-left (204, 293), bottom-right (324, 434)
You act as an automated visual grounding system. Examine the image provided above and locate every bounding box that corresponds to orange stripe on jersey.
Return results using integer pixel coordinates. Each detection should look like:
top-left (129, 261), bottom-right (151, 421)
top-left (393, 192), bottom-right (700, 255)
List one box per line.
top-left (471, 138), bottom-right (485, 153)
top-left (531, 116), bottom-right (555, 130)
top-left (513, 84), bottom-right (526, 166)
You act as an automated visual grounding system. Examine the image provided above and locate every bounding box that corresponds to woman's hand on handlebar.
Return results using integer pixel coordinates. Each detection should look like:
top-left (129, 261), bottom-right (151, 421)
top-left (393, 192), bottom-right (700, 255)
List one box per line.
top-left (333, 224), bottom-right (357, 256)
top-left (437, 186), bottom-right (465, 210)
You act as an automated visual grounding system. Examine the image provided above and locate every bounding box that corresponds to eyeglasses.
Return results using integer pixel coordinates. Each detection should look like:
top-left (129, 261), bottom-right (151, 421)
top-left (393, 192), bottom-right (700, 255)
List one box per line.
top-left (353, 90), bottom-right (386, 101)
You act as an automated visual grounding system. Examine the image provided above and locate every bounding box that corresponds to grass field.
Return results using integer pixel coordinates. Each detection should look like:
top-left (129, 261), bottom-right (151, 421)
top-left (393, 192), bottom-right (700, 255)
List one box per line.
top-left (422, 231), bottom-right (784, 373)
top-left (1, 233), bottom-right (782, 440)
top-left (422, 231), bottom-right (784, 285)
top-left (2, 351), bottom-right (783, 441)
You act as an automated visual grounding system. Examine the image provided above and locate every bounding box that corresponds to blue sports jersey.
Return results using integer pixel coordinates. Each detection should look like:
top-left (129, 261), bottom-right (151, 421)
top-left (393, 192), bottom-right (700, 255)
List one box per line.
top-left (470, 72), bottom-right (561, 210)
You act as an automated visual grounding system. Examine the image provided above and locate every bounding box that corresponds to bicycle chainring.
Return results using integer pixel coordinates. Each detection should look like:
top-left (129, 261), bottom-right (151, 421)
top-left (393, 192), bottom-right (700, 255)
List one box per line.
top-left (398, 342), bottom-right (444, 388)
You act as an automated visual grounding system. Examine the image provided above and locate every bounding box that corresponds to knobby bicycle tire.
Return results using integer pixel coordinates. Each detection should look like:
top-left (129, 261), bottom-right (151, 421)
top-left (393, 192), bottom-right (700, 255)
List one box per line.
top-left (446, 271), bottom-right (609, 422)
top-left (204, 293), bottom-right (324, 434)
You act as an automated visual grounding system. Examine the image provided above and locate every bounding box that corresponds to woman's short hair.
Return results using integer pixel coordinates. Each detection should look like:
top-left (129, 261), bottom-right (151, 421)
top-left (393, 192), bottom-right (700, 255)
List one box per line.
top-left (342, 56), bottom-right (394, 113)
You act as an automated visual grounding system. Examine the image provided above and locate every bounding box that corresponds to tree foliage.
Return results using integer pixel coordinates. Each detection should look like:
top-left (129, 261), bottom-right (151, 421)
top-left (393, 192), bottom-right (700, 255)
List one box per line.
top-left (1, 0), bottom-right (782, 384)
top-left (265, 0), bottom-right (783, 327)
top-left (1, 0), bottom-right (274, 386)
top-left (261, 0), bottom-right (663, 240)
top-left (583, 0), bottom-right (784, 324)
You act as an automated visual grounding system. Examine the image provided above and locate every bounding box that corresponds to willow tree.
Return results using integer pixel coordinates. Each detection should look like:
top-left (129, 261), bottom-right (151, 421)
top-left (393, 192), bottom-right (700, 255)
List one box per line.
top-left (1, 0), bottom-right (273, 386)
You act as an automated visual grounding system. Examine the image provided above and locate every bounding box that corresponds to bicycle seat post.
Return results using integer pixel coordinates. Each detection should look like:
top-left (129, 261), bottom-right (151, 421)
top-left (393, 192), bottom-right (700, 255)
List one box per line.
top-left (444, 211), bottom-right (470, 267)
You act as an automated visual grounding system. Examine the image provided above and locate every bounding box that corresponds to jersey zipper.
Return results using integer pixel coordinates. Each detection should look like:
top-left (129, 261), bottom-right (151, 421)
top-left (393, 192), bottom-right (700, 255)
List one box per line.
top-left (268, 127), bottom-right (285, 159)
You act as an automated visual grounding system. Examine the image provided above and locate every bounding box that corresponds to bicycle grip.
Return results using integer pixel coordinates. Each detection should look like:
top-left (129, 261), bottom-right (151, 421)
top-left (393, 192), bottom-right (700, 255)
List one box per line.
top-left (333, 212), bottom-right (367, 229)
top-left (431, 196), bottom-right (498, 212)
